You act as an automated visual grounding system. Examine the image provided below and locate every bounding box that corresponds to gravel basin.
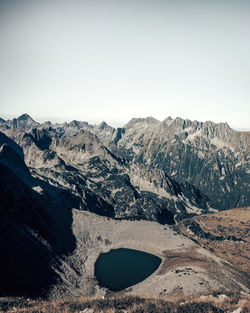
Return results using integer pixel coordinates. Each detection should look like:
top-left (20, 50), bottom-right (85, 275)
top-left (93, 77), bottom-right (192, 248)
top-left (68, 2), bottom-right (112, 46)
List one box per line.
top-left (48, 210), bottom-right (250, 300)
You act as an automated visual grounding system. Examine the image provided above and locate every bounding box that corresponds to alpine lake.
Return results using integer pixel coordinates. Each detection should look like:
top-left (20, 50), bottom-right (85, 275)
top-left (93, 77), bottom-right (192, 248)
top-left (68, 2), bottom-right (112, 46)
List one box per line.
top-left (94, 248), bottom-right (162, 291)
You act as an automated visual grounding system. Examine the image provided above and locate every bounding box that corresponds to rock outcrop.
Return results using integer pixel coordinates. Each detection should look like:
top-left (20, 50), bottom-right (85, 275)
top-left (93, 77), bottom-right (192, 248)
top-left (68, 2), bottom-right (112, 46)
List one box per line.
top-left (1, 114), bottom-right (39, 131)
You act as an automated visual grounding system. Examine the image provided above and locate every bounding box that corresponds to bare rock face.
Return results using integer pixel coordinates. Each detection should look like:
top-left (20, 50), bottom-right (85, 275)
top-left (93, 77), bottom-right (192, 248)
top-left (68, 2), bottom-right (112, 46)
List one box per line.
top-left (2, 113), bottom-right (249, 212)
top-left (105, 117), bottom-right (250, 210)
top-left (1, 113), bottom-right (39, 131)
top-left (0, 131), bottom-right (24, 159)
top-left (36, 118), bottom-right (115, 142)
top-left (1, 124), bottom-right (212, 224)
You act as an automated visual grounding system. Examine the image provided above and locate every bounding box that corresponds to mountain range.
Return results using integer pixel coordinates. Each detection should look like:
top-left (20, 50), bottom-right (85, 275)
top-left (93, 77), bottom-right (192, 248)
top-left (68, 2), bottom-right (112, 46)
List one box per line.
top-left (0, 113), bottom-right (249, 299)
top-left (1, 113), bottom-right (249, 211)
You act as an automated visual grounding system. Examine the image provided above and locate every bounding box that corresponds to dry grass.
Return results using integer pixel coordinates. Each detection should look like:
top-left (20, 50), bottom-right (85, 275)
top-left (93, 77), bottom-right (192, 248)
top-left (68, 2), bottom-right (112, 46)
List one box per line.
top-left (0, 293), bottom-right (249, 313)
top-left (176, 206), bottom-right (250, 275)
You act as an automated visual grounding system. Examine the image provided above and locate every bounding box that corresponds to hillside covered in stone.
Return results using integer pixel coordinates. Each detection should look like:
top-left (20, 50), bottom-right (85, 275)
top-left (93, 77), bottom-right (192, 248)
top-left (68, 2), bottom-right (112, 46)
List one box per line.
top-left (1, 125), bottom-right (211, 224)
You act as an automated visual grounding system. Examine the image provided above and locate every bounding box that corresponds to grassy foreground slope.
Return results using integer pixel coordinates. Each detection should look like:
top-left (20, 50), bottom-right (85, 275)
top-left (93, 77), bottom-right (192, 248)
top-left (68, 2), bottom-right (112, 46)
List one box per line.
top-left (175, 207), bottom-right (250, 275)
top-left (0, 294), bottom-right (249, 313)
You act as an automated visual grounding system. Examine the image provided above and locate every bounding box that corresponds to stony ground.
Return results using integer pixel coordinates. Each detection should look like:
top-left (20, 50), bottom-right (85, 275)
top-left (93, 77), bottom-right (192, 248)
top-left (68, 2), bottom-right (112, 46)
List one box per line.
top-left (48, 210), bottom-right (249, 300)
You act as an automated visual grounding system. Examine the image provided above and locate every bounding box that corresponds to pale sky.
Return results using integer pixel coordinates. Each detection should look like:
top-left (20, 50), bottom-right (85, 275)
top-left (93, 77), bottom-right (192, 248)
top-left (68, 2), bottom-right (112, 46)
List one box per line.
top-left (0, 0), bottom-right (249, 129)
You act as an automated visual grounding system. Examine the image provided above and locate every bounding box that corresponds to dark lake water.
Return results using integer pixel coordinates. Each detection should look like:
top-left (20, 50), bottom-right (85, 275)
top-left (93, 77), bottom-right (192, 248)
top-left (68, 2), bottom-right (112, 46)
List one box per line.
top-left (94, 248), bottom-right (161, 291)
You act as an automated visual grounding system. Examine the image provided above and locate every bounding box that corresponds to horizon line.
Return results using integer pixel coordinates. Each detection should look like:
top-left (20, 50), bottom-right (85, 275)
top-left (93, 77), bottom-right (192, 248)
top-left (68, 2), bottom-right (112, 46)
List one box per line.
top-left (1, 112), bottom-right (250, 132)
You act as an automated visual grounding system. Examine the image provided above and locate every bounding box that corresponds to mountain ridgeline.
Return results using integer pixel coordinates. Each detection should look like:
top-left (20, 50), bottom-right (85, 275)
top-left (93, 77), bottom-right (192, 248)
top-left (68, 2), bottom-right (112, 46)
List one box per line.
top-left (108, 117), bottom-right (250, 210)
top-left (1, 114), bottom-right (249, 215)
top-left (0, 117), bottom-right (213, 226)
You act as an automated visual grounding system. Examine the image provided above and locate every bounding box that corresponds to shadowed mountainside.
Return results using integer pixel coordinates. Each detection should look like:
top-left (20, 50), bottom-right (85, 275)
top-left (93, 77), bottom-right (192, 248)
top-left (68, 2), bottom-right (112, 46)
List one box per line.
top-left (0, 141), bottom-right (78, 297)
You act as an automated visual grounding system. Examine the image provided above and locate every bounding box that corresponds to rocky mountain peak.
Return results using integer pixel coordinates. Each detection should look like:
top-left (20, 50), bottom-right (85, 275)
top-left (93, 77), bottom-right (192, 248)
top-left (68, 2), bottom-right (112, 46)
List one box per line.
top-left (1, 113), bottom-right (40, 131)
top-left (68, 120), bottom-right (91, 129)
top-left (38, 121), bottom-right (52, 129)
top-left (17, 113), bottom-right (35, 122)
top-left (200, 120), bottom-right (234, 143)
top-left (124, 117), bottom-right (160, 129)
top-left (162, 116), bottom-right (173, 123)
top-left (145, 116), bottom-right (160, 124)
top-left (167, 117), bottom-right (193, 131)
top-left (97, 121), bottom-right (109, 129)
top-left (68, 120), bottom-right (80, 128)
top-left (158, 117), bottom-right (235, 143)
top-left (104, 115), bottom-right (250, 210)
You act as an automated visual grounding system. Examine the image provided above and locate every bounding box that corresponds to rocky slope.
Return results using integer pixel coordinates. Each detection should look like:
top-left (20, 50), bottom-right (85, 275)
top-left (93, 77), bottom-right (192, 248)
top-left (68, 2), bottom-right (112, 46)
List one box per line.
top-left (0, 113), bottom-right (39, 131)
top-left (2, 114), bottom-right (248, 211)
top-left (48, 210), bottom-right (249, 300)
top-left (0, 141), bottom-right (79, 297)
top-left (105, 117), bottom-right (250, 210)
top-left (1, 127), bottom-right (212, 223)
top-left (0, 113), bottom-right (115, 141)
